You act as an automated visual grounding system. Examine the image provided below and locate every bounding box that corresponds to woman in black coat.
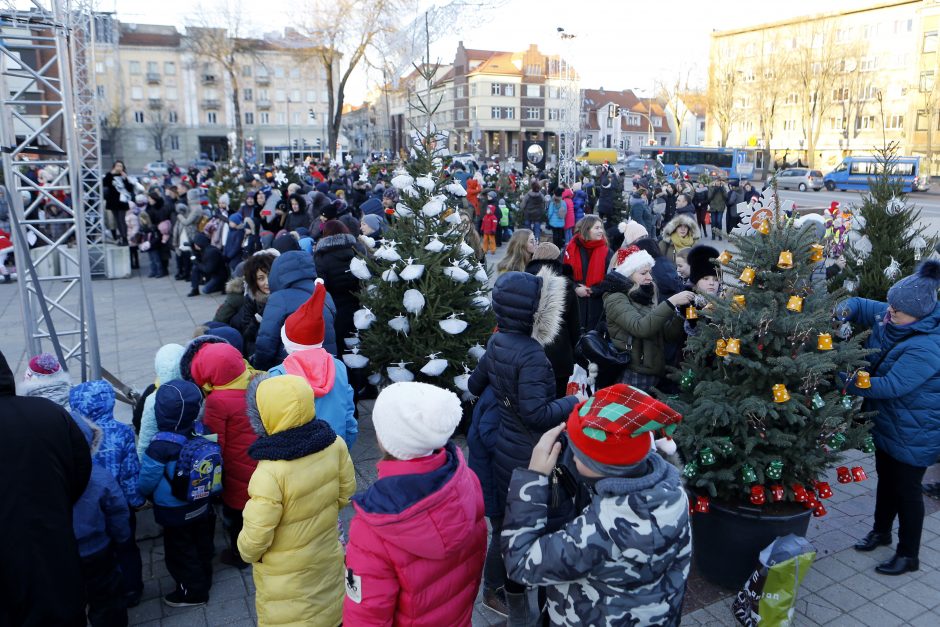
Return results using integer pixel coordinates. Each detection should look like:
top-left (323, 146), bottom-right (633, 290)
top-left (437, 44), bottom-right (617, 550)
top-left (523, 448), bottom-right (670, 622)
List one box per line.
top-left (102, 160), bottom-right (132, 244)
top-left (314, 219), bottom-right (361, 347)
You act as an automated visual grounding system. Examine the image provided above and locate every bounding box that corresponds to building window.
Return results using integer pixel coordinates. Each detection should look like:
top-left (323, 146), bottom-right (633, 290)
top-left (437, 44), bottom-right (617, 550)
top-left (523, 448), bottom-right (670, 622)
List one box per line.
top-left (491, 106), bottom-right (501, 119)
top-left (651, 116), bottom-right (662, 126)
top-left (859, 85), bottom-right (879, 101)
top-left (548, 108), bottom-right (560, 121)
top-left (147, 61), bottom-right (158, 74)
top-left (860, 57), bottom-right (877, 72)
top-left (165, 87), bottom-right (177, 100)
top-left (243, 88), bottom-right (253, 101)
top-left (885, 115), bottom-right (904, 130)
top-left (242, 65), bottom-right (251, 77)
top-left (130, 86), bottom-right (143, 100)
top-left (525, 63), bottom-right (542, 76)
top-left (306, 89), bottom-right (315, 102)
top-left (167, 110), bottom-right (178, 123)
top-left (95, 62), bottom-right (104, 73)
top-left (274, 66), bottom-right (284, 78)
top-left (625, 114), bottom-right (640, 126)
top-left (456, 85), bottom-right (465, 98)
top-left (245, 112), bottom-right (254, 125)
top-left (290, 89), bottom-right (301, 102)
top-left (292, 112), bottom-right (301, 125)
top-left (96, 85), bottom-right (105, 98)
top-left (785, 93), bottom-right (799, 105)
top-left (832, 88), bottom-right (848, 101)
top-left (276, 112), bottom-right (285, 124)
top-left (829, 116), bottom-right (846, 130)
top-left (319, 90), bottom-right (328, 102)
top-left (855, 115), bottom-right (876, 130)
top-left (208, 111), bottom-right (217, 124)
top-left (836, 28), bottom-right (852, 43)
top-left (275, 89), bottom-right (286, 102)
top-left (256, 66), bottom-right (268, 77)
top-left (129, 60), bottom-right (140, 74)
top-left (526, 84), bottom-right (540, 98)
top-left (526, 107), bottom-right (541, 120)
top-left (916, 110), bottom-right (930, 131)
top-left (504, 84), bottom-right (514, 96)
top-left (457, 108), bottom-right (465, 121)
top-left (606, 116), bottom-right (613, 128)
top-left (147, 87), bottom-right (160, 99)
top-left (289, 67), bottom-right (300, 78)
top-left (925, 31), bottom-right (938, 53)
top-left (169, 135), bottom-right (179, 150)
top-left (504, 107), bottom-right (515, 119)
top-left (136, 136), bottom-right (147, 151)
top-left (259, 89), bottom-right (269, 101)
top-left (133, 111), bottom-right (144, 123)
top-left (491, 83), bottom-right (501, 96)
top-left (260, 111), bottom-right (270, 124)
top-left (783, 119), bottom-right (796, 131)
top-left (921, 71), bottom-right (935, 93)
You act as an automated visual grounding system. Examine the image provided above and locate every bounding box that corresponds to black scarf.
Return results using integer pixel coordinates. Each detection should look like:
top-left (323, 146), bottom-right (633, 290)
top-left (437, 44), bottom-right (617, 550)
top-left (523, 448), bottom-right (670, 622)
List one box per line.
top-left (631, 283), bottom-right (656, 306)
top-left (249, 419), bottom-right (337, 461)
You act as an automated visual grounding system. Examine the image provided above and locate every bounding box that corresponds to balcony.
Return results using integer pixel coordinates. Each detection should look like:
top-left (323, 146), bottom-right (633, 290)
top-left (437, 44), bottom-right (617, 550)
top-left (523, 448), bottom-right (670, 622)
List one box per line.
top-left (256, 74), bottom-right (270, 85)
top-left (202, 99), bottom-right (221, 110)
top-left (256, 99), bottom-right (272, 109)
top-left (201, 74), bottom-right (217, 85)
top-left (146, 72), bottom-right (160, 84)
top-left (147, 98), bottom-right (163, 109)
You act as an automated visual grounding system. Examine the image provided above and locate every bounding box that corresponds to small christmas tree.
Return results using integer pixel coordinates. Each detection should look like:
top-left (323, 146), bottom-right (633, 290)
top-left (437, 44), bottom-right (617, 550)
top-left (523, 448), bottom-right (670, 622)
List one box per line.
top-left (208, 160), bottom-right (248, 208)
top-left (831, 143), bottom-right (936, 300)
top-left (346, 63), bottom-right (494, 395)
top-left (668, 212), bottom-right (874, 511)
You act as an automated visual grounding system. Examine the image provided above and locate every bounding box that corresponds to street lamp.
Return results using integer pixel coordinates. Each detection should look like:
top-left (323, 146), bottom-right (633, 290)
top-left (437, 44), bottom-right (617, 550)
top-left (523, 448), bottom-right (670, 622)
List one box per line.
top-left (286, 97), bottom-right (293, 164)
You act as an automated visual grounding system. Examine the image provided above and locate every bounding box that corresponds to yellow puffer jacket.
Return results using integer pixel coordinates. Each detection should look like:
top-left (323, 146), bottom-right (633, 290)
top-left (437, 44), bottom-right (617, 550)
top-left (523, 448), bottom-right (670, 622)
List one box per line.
top-left (238, 375), bottom-right (356, 627)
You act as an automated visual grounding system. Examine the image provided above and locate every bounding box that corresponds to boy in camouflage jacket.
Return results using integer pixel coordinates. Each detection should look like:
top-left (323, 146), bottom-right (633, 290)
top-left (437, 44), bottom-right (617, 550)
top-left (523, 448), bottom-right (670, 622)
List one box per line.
top-left (502, 384), bottom-right (691, 627)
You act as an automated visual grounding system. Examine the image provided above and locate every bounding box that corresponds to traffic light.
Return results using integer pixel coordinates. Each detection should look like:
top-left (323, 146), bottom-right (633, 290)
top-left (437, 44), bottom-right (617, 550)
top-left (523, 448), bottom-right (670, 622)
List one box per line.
top-left (308, 109), bottom-right (316, 120)
top-left (316, 138), bottom-right (322, 148)
top-left (608, 104), bottom-right (621, 118)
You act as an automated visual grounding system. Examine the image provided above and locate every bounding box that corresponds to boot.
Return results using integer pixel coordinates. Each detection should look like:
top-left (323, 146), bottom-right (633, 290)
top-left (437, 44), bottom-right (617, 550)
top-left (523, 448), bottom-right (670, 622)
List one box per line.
top-left (855, 531), bottom-right (892, 552)
top-left (505, 589), bottom-right (541, 627)
top-left (482, 586), bottom-right (508, 617)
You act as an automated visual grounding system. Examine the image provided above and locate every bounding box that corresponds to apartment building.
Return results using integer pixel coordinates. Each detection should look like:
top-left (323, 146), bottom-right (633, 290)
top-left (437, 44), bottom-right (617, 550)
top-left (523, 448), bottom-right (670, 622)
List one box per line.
top-left (580, 88), bottom-right (673, 156)
top-left (706, 0), bottom-right (940, 173)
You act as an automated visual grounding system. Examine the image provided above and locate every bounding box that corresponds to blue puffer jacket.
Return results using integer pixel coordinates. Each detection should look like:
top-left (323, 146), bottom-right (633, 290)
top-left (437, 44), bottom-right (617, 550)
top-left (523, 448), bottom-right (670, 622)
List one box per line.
top-left (572, 189), bottom-right (587, 222)
top-left (137, 344), bottom-right (185, 460)
top-left (839, 298), bottom-right (940, 467)
top-left (468, 270), bottom-right (578, 514)
top-left (253, 251), bottom-right (338, 369)
top-left (467, 386), bottom-right (501, 518)
top-left (70, 380), bottom-right (144, 508)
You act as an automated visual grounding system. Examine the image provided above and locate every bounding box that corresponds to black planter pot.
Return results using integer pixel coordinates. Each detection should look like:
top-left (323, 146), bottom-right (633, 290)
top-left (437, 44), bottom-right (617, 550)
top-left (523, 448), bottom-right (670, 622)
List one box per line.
top-left (691, 500), bottom-right (812, 590)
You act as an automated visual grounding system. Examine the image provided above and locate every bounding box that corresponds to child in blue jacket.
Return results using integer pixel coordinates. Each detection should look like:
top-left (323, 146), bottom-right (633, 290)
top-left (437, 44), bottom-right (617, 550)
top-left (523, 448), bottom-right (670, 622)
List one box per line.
top-left (71, 416), bottom-right (131, 627)
top-left (138, 379), bottom-right (216, 608)
top-left (70, 380), bottom-right (144, 606)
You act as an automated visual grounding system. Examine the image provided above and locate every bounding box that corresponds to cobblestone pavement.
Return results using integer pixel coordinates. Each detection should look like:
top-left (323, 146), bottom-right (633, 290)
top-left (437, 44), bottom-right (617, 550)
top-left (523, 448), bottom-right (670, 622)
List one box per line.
top-left (2, 248), bottom-right (939, 626)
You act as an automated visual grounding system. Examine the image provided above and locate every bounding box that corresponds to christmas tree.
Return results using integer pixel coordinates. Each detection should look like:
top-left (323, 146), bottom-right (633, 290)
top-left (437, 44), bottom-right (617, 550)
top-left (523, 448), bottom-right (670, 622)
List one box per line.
top-left (345, 63), bottom-right (495, 395)
top-left (208, 160), bottom-right (248, 208)
top-left (831, 143), bottom-right (936, 301)
top-left (668, 212), bottom-right (874, 512)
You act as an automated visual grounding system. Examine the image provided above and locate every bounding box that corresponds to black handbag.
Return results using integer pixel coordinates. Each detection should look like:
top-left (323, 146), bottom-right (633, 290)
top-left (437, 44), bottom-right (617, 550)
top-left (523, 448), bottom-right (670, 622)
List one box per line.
top-left (575, 320), bottom-right (631, 371)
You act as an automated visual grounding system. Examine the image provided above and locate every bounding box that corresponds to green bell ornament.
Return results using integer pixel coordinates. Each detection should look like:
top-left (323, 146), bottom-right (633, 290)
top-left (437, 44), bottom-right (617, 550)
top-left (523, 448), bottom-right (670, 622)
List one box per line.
top-left (766, 460), bottom-right (784, 481)
top-left (717, 437), bottom-right (733, 456)
top-left (862, 435), bottom-right (875, 454)
top-left (683, 459), bottom-right (699, 479)
top-left (699, 447), bottom-right (716, 466)
top-left (812, 392), bottom-right (825, 410)
top-left (680, 369), bottom-right (695, 392)
top-left (841, 395), bottom-right (854, 410)
top-left (741, 464), bottom-right (758, 484)
top-left (828, 433), bottom-right (847, 450)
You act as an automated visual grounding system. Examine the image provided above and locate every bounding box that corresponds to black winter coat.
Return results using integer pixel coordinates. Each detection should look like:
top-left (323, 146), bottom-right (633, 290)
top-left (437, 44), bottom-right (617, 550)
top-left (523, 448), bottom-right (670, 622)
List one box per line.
top-left (0, 351), bottom-right (91, 627)
top-left (193, 233), bottom-right (228, 284)
top-left (525, 259), bottom-right (581, 390)
top-left (283, 209), bottom-right (309, 233)
top-left (314, 233), bottom-right (361, 346)
top-left (468, 270), bottom-right (578, 514)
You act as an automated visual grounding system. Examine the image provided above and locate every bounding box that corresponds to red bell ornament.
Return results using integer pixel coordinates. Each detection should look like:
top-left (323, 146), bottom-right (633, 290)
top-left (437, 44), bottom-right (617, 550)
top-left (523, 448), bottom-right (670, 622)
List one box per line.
top-left (813, 502), bottom-right (828, 517)
top-left (750, 486), bottom-right (767, 505)
top-left (770, 484), bottom-right (785, 502)
top-left (852, 466), bottom-right (868, 482)
top-left (792, 483), bottom-right (808, 502)
top-left (836, 466), bottom-right (852, 484)
top-left (695, 496), bottom-right (710, 513)
top-left (816, 482), bottom-right (833, 499)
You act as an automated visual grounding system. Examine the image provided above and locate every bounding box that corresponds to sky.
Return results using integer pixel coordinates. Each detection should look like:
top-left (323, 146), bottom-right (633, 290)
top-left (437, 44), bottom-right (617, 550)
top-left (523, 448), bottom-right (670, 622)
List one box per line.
top-left (101, 0), bottom-right (864, 102)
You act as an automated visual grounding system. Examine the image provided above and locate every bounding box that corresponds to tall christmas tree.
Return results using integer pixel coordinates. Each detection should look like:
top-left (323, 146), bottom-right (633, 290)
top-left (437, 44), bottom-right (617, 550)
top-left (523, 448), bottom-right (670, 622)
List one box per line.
top-left (345, 62), bottom-right (494, 395)
top-left (831, 143), bottom-right (936, 301)
top-left (669, 212), bottom-right (873, 512)
top-left (208, 160), bottom-right (248, 208)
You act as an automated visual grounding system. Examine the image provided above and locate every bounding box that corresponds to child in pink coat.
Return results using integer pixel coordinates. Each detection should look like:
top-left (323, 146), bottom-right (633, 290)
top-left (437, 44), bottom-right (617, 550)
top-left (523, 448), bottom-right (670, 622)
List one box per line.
top-left (562, 186), bottom-right (576, 245)
top-left (343, 382), bottom-right (486, 626)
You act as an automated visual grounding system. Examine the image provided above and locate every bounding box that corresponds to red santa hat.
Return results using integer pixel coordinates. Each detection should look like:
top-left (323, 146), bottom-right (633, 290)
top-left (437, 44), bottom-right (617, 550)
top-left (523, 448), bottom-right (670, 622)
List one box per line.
top-left (828, 201), bottom-right (840, 215)
top-left (615, 245), bottom-right (655, 278)
top-left (280, 279), bottom-right (327, 353)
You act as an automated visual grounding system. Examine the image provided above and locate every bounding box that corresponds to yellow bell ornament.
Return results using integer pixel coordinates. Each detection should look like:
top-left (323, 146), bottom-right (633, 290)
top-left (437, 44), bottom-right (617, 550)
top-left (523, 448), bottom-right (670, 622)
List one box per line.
top-left (725, 338), bottom-right (741, 355)
top-left (809, 244), bottom-right (825, 263)
top-left (772, 383), bottom-right (791, 403)
top-left (786, 295), bottom-right (804, 312)
top-left (718, 250), bottom-right (733, 265)
top-left (817, 333), bottom-right (833, 350)
top-left (757, 219), bottom-right (771, 235)
top-left (777, 250), bottom-right (794, 269)
top-left (739, 267), bottom-right (756, 285)
top-left (715, 339), bottom-right (728, 357)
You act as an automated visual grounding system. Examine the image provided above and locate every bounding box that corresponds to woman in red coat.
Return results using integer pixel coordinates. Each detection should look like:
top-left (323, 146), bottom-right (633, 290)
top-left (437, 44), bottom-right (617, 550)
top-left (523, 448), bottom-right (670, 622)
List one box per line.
top-left (185, 338), bottom-right (257, 569)
top-left (344, 382), bottom-right (486, 626)
top-left (466, 177), bottom-right (482, 219)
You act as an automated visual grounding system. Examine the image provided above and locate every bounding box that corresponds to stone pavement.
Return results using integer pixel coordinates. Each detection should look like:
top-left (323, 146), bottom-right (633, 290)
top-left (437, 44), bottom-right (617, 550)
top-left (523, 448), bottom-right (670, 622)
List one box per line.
top-left (2, 247), bottom-right (940, 626)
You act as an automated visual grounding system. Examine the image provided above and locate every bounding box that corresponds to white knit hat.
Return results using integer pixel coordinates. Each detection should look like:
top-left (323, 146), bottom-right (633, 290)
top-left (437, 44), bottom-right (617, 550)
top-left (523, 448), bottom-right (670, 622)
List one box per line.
top-left (615, 244), bottom-right (655, 278)
top-left (372, 382), bottom-right (463, 460)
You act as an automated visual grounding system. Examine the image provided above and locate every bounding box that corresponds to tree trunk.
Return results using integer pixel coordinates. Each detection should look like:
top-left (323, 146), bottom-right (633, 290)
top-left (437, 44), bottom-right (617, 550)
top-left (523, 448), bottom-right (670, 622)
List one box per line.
top-left (229, 68), bottom-right (243, 160)
top-left (325, 58), bottom-right (336, 159)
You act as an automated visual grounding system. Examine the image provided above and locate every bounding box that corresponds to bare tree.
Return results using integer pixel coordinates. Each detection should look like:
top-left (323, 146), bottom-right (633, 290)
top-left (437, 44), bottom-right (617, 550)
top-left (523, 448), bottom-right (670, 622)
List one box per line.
top-left (707, 45), bottom-right (742, 147)
top-left (791, 21), bottom-right (842, 168)
top-left (146, 109), bottom-right (173, 162)
top-left (750, 30), bottom-right (789, 172)
top-left (829, 38), bottom-right (871, 154)
top-left (657, 68), bottom-right (697, 144)
top-left (99, 105), bottom-right (126, 162)
top-left (915, 56), bottom-right (940, 177)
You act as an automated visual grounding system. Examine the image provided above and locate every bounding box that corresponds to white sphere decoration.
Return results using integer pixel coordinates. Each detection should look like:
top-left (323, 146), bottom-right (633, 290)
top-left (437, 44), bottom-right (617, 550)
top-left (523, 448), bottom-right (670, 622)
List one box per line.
top-left (444, 210), bottom-right (462, 225)
top-left (394, 202), bottom-right (413, 218)
top-left (387, 363), bottom-right (414, 383)
top-left (388, 314), bottom-right (410, 335)
top-left (375, 245), bottom-right (402, 262)
top-left (360, 235), bottom-right (376, 249)
top-left (472, 295), bottom-right (490, 309)
top-left (445, 182), bottom-right (467, 197)
top-left (382, 266), bottom-right (400, 282)
top-left (399, 260), bottom-right (425, 281)
top-left (468, 344), bottom-right (486, 361)
top-left (474, 266), bottom-right (488, 283)
top-left (458, 241), bottom-right (475, 257)
top-left (349, 257), bottom-right (371, 280)
top-left (886, 196), bottom-right (905, 216)
top-left (401, 185), bottom-right (420, 199)
top-left (453, 372), bottom-right (470, 391)
top-left (424, 236), bottom-right (445, 253)
top-left (403, 289), bottom-right (426, 315)
top-left (439, 316), bottom-right (468, 334)
top-left (415, 175), bottom-right (435, 191)
top-left (341, 347), bottom-right (369, 369)
top-left (343, 334), bottom-right (360, 348)
top-left (421, 196), bottom-right (445, 217)
top-left (353, 307), bottom-right (377, 330)
top-left (367, 372), bottom-right (382, 386)
top-left (391, 173), bottom-right (414, 190)
top-left (443, 264), bottom-right (470, 283)
top-left (419, 356), bottom-right (449, 376)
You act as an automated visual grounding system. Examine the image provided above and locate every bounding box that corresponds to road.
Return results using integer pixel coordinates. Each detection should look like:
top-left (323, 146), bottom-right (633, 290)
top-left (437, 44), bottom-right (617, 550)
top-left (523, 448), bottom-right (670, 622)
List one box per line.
top-left (775, 188), bottom-right (940, 235)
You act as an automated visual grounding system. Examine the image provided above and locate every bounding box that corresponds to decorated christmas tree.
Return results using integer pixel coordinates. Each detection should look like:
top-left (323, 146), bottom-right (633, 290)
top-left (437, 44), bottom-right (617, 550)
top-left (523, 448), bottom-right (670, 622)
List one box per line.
top-left (668, 210), bottom-right (874, 514)
top-left (830, 143), bottom-right (936, 301)
top-left (208, 160), bottom-right (248, 208)
top-left (344, 64), bottom-right (495, 395)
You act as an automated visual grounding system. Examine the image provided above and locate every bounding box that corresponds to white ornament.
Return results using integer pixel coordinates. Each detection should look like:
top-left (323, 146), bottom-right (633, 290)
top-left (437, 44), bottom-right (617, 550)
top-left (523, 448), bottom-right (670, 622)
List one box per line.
top-left (343, 333), bottom-right (360, 348)
top-left (382, 266), bottom-right (400, 283)
top-left (391, 174), bottom-right (414, 190)
top-left (420, 354), bottom-right (449, 376)
top-left (445, 182), bottom-right (467, 197)
top-left (399, 259), bottom-right (425, 281)
top-left (474, 266), bottom-right (488, 283)
top-left (424, 236), bottom-right (446, 253)
top-left (342, 347), bottom-right (369, 369)
top-left (388, 314), bottom-right (410, 335)
top-left (273, 170), bottom-right (287, 185)
top-left (886, 196), bottom-right (905, 216)
top-left (453, 365), bottom-right (471, 391)
top-left (387, 362), bottom-right (414, 382)
top-left (366, 284), bottom-right (379, 295)
top-left (360, 235), bottom-right (376, 249)
top-left (293, 165), bottom-right (307, 177)
top-left (468, 344), bottom-right (486, 361)
top-left (367, 372), bottom-right (382, 386)
top-left (353, 307), bottom-right (376, 330)
top-left (884, 256), bottom-right (902, 281)
top-left (403, 289), bottom-right (426, 315)
top-left (439, 315), bottom-right (468, 335)
top-left (401, 185), bottom-right (420, 199)
top-left (443, 262), bottom-right (470, 283)
top-left (843, 279), bottom-right (857, 292)
top-left (375, 244), bottom-right (402, 262)
top-left (394, 202), bottom-right (413, 218)
top-left (458, 241), bottom-right (475, 257)
top-left (854, 235), bottom-right (873, 260)
top-left (912, 235), bottom-right (927, 260)
top-left (415, 175), bottom-right (435, 191)
top-left (472, 294), bottom-right (490, 309)
top-left (349, 257), bottom-right (371, 280)
top-left (838, 321), bottom-right (853, 340)
top-left (421, 196), bottom-right (445, 217)
top-left (444, 209), bottom-right (462, 225)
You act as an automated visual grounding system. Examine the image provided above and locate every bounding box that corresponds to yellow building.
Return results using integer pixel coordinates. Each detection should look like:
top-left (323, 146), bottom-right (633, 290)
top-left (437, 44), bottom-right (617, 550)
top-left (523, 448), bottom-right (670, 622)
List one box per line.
top-left (705, 0), bottom-right (940, 173)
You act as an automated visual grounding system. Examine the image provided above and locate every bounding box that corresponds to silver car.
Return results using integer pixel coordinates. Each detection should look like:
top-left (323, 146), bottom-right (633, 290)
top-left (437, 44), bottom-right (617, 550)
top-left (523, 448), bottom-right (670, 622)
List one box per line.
top-left (775, 168), bottom-right (824, 191)
top-left (144, 161), bottom-right (170, 177)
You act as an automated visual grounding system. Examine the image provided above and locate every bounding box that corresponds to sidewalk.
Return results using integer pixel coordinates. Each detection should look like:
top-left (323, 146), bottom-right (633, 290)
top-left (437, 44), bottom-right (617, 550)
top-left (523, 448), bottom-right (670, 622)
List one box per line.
top-left (2, 244), bottom-right (939, 626)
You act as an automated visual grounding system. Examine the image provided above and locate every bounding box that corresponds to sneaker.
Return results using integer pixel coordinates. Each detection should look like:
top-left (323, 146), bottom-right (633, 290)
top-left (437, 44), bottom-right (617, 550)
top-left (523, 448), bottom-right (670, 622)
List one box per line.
top-left (219, 548), bottom-right (250, 570)
top-left (482, 586), bottom-right (509, 617)
top-left (163, 589), bottom-right (208, 608)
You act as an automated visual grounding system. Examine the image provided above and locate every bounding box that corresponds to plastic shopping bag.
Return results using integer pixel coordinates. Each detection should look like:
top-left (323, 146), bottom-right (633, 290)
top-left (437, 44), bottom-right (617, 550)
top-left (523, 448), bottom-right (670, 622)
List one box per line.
top-left (732, 534), bottom-right (816, 627)
top-left (566, 364), bottom-right (593, 401)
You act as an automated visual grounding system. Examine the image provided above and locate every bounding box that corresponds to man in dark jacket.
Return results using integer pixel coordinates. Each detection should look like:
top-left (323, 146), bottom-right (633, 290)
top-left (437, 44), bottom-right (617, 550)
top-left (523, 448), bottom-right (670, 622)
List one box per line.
top-left (0, 350), bottom-right (92, 626)
top-left (188, 232), bottom-right (228, 297)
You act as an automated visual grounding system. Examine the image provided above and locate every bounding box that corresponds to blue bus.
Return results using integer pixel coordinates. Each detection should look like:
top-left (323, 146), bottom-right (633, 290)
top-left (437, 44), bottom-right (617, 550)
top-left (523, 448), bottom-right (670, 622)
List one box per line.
top-left (823, 156), bottom-right (930, 193)
top-left (639, 146), bottom-right (763, 181)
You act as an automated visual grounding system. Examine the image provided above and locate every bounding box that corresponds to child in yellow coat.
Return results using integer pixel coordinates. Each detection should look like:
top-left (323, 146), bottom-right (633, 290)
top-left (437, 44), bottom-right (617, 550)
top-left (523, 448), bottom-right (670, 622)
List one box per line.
top-left (238, 374), bottom-right (356, 626)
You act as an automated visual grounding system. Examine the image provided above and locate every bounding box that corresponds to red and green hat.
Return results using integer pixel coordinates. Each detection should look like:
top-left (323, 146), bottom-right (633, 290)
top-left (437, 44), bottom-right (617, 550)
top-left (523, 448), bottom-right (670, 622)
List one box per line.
top-left (567, 384), bottom-right (683, 466)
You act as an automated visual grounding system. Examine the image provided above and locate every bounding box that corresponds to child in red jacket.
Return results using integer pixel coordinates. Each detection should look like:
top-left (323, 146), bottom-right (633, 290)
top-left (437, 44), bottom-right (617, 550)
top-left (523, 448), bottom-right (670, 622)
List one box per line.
top-left (482, 205), bottom-right (498, 255)
top-left (343, 382), bottom-right (487, 626)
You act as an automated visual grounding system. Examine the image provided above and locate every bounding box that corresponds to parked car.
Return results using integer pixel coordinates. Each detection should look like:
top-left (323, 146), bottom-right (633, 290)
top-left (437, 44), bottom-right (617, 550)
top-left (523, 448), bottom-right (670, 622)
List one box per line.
top-left (774, 168), bottom-right (824, 191)
top-left (144, 161), bottom-right (170, 177)
top-left (620, 157), bottom-right (657, 176)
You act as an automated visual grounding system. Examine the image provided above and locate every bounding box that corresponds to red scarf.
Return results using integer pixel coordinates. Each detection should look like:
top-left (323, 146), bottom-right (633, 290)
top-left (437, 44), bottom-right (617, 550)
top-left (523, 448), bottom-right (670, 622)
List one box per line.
top-left (564, 235), bottom-right (608, 287)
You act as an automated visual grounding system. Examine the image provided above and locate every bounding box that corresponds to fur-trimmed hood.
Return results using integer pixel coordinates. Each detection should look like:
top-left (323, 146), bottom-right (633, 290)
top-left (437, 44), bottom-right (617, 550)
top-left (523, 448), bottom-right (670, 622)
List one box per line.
top-left (16, 368), bottom-right (72, 408)
top-left (245, 372), bottom-right (270, 437)
top-left (491, 268), bottom-right (566, 346)
top-left (225, 275), bottom-right (245, 296)
top-left (661, 213), bottom-right (700, 239)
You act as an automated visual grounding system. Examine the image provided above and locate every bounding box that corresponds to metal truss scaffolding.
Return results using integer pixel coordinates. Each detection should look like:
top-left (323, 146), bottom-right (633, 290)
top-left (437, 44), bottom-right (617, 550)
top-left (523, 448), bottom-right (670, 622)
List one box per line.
top-left (557, 30), bottom-right (580, 187)
top-left (0, 0), bottom-right (100, 379)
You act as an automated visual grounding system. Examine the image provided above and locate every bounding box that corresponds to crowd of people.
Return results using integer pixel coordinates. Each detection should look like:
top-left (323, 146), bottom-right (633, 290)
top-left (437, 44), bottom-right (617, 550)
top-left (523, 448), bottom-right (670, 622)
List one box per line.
top-left (2, 152), bottom-right (940, 627)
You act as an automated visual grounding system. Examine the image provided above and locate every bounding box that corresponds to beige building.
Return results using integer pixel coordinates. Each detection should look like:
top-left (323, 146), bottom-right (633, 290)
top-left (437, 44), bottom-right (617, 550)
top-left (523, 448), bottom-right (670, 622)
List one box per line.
top-left (93, 15), bottom-right (343, 171)
top-left (706, 0), bottom-right (940, 173)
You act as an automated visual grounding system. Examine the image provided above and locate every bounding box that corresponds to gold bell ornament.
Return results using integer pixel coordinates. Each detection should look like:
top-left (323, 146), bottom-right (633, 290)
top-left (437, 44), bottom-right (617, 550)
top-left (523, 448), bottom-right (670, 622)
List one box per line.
top-left (786, 295), bottom-right (804, 312)
top-left (757, 219), bottom-right (771, 235)
top-left (718, 250), bottom-right (733, 265)
top-left (739, 267), bottom-right (756, 285)
top-left (817, 333), bottom-right (833, 350)
top-left (725, 338), bottom-right (741, 355)
top-left (855, 370), bottom-right (872, 389)
top-left (685, 306), bottom-right (698, 320)
top-left (772, 383), bottom-right (791, 403)
top-left (777, 250), bottom-right (794, 269)
top-left (732, 294), bottom-right (746, 310)
top-left (809, 244), bottom-right (825, 263)
top-left (715, 339), bottom-right (728, 357)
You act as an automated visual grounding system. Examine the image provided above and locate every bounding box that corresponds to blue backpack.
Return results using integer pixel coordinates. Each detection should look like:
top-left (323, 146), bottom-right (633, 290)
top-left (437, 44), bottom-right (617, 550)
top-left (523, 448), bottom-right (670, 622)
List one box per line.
top-left (152, 431), bottom-right (223, 503)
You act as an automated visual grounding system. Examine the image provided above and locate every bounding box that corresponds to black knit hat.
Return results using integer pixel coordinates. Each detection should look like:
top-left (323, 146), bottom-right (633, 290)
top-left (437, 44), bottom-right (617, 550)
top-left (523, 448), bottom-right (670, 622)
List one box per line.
top-left (688, 245), bottom-right (720, 285)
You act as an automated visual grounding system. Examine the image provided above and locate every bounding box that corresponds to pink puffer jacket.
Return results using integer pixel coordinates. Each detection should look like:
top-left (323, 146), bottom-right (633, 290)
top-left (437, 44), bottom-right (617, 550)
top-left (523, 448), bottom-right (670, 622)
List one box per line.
top-left (343, 443), bottom-right (487, 626)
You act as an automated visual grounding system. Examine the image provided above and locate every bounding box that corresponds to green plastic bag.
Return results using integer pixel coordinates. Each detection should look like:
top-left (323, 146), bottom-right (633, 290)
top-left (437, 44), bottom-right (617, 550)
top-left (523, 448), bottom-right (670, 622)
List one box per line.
top-left (732, 534), bottom-right (816, 627)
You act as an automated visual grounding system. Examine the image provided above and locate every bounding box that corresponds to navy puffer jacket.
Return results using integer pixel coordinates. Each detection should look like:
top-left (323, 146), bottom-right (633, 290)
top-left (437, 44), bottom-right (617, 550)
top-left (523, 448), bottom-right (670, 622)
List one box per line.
top-left (468, 270), bottom-right (578, 513)
top-left (253, 251), bottom-right (337, 370)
